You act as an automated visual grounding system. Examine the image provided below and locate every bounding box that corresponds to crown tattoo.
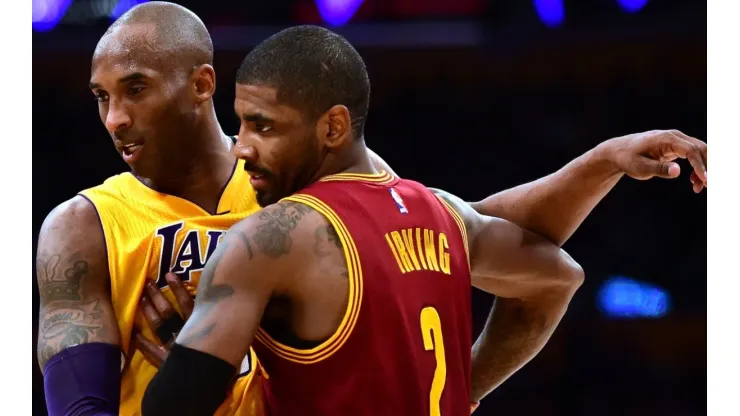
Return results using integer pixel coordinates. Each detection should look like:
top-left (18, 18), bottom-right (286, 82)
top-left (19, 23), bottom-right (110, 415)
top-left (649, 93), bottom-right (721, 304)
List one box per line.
top-left (38, 256), bottom-right (88, 302)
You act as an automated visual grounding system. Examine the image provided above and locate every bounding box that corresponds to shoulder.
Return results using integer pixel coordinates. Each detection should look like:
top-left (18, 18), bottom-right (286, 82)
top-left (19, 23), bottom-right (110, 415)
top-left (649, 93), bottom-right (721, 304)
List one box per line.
top-left (38, 196), bottom-right (106, 264)
top-left (230, 199), bottom-right (328, 260)
top-left (41, 196), bottom-right (101, 235)
top-left (427, 188), bottom-right (483, 237)
top-left (211, 200), bottom-right (331, 293)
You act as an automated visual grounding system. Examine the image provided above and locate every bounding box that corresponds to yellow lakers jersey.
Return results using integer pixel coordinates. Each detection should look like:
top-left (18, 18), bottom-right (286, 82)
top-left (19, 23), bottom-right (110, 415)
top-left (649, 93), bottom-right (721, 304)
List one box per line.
top-left (79, 158), bottom-right (265, 416)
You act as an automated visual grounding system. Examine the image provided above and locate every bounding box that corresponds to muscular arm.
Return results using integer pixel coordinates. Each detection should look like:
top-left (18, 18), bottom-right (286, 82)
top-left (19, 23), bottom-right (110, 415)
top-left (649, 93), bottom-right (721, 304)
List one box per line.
top-left (142, 201), bottom-right (318, 416)
top-left (369, 144), bottom-right (621, 247)
top-left (36, 196), bottom-right (121, 415)
top-left (433, 189), bottom-right (584, 402)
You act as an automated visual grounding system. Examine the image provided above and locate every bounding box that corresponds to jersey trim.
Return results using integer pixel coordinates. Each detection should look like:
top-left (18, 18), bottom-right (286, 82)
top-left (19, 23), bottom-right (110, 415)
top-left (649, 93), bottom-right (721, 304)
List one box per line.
top-left (435, 196), bottom-right (471, 270)
top-left (254, 194), bottom-right (363, 365)
top-left (318, 170), bottom-right (394, 185)
top-left (76, 193), bottom-right (118, 302)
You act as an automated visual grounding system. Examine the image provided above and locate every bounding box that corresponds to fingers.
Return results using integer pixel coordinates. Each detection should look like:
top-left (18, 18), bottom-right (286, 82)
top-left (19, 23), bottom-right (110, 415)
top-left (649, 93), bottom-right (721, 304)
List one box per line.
top-left (690, 171), bottom-right (705, 193)
top-left (140, 281), bottom-right (185, 345)
top-left (663, 131), bottom-right (707, 183)
top-left (145, 280), bottom-right (177, 319)
top-left (633, 156), bottom-right (681, 180)
top-left (140, 292), bottom-right (164, 329)
top-left (132, 331), bottom-right (167, 368)
top-left (166, 273), bottom-right (195, 319)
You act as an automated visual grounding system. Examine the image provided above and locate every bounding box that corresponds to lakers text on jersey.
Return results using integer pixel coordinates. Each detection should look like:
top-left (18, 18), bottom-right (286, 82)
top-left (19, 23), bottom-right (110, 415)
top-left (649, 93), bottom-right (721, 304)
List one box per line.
top-left (80, 159), bottom-right (265, 416)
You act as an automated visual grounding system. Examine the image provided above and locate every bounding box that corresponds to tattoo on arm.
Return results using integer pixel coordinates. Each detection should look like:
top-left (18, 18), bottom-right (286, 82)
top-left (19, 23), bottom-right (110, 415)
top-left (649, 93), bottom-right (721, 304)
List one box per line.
top-left (252, 201), bottom-right (313, 258)
top-left (314, 225), bottom-right (342, 256)
top-left (181, 201), bottom-right (317, 346)
top-left (313, 224), bottom-right (348, 278)
top-left (181, 239), bottom-right (237, 346)
top-left (36, 255), bottom-right (112, 367)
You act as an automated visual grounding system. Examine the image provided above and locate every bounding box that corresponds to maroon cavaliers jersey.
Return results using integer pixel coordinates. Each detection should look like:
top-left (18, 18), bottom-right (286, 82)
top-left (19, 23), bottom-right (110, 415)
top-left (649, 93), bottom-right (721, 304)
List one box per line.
top-left (252, 170), bottom-right (472, 416)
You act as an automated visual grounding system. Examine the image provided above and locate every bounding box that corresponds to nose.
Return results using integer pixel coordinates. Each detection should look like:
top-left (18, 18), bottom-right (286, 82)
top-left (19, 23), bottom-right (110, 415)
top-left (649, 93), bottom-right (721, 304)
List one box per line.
top-left (104, 99), bottom-right (132, 133)
top-left (233, 127), bottom-right (259, 163)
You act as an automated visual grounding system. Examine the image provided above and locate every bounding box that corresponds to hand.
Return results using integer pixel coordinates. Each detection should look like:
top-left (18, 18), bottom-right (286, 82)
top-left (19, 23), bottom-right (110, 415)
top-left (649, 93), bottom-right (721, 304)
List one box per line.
top-left (604, 130), bottom-right (707, 193)
top-left (132, 273), bottom-right (194, 368)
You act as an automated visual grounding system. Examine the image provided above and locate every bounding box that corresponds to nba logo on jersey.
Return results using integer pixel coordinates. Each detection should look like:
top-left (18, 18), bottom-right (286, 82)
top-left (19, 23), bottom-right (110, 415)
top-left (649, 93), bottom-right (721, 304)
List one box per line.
top-left (389, 188), bottom-right (408, 214)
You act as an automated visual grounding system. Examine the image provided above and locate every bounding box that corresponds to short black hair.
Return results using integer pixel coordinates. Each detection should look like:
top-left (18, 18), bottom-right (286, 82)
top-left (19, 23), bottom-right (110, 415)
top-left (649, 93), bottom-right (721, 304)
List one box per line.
top-left (236, 25), bottom-right (371, 139)
top-left (96, 1), bottom-right (213, 71)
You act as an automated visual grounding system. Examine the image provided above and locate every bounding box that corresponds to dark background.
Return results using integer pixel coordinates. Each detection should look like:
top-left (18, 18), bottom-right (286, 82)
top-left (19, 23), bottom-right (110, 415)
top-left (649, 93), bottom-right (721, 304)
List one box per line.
top-left (33, 0), bottom-right (706, 414)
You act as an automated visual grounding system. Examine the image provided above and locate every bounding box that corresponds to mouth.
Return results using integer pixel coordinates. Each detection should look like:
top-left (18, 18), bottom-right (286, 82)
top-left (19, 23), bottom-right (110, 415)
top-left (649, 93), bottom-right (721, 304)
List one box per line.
top-left (120, 140), bottom-right (145, 163)
top-left (247, 171), bottom-right (270, 190)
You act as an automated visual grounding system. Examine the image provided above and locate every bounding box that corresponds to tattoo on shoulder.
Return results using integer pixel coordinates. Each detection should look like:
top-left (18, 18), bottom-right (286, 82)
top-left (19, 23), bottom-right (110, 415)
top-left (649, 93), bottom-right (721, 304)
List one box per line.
top-left (37, 254), bottom-right (88, 306)
top-left (251, 201), bottom-right (314, 258)
top-left (314, 225), bottom-right (342, 257)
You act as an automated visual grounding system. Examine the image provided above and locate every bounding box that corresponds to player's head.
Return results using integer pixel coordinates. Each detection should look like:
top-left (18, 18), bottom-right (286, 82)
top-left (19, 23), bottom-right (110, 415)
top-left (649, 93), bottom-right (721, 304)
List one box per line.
top-left (233, 25), bottom-right (371, 207)
top-left (89, 2), bottom-right (215, 177)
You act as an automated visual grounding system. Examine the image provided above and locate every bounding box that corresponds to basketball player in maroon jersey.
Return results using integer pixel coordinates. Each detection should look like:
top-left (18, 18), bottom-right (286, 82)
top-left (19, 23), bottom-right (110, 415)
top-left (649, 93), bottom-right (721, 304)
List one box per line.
top-left (140, 25), bottom-right (586, 415)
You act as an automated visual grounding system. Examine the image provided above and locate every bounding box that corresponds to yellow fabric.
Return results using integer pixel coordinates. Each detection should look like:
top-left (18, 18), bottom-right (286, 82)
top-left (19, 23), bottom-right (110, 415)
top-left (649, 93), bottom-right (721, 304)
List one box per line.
top-left (79, 159), bottom-right (264, 415)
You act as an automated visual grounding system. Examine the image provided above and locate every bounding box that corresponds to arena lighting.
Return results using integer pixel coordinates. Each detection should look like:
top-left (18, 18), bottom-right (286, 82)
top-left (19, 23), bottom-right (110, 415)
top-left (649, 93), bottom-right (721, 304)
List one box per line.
top-left (316, 0), bottom-right (365, 27)
top-left (111, 0), bottom-right (149, 19)
top-left (617, 0), bottom-right (649, 13)
top-left (597, 276), bottom-right (671, 319)
top-left (533, 0), bottom-right (565, 28)
top-left (32, 0), bottom-right (74, 31)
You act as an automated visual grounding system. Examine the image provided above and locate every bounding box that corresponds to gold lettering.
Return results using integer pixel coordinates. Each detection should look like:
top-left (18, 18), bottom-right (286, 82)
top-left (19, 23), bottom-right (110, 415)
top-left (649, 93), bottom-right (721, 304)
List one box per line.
top-left (391, 231), bottom-right (414, 272)
top-left (401, 229), bottom-right (421, 271)
top-left (424, 229), bottom-right (440, 272)
top-left (385, 233), bottom-right (407, 274)
top-left (438, 233), bottom-right (450, 275)
top-left (415, 228), bottom-right (428, 270)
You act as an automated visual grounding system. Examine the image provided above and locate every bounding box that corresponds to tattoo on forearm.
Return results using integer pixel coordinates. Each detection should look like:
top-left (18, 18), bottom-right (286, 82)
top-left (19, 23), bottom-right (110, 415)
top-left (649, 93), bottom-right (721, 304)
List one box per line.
top-left (252, 201), bottom-right (313, 258)
top-left (470, 298), bottom-right (554, 401)
top-left (37, 300), bottom-right (108, 366)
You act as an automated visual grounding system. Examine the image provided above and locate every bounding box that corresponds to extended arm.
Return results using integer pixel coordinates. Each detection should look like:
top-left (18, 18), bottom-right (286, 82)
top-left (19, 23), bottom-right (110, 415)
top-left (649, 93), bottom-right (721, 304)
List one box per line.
top-left (370, 130), bottom-right (707, 246)
top-left (433, 189), bottom-right (584, 402)
top-left (36, 196), bottom-right (122, 416)
top-left (142, 201), bottom-right (317, 416)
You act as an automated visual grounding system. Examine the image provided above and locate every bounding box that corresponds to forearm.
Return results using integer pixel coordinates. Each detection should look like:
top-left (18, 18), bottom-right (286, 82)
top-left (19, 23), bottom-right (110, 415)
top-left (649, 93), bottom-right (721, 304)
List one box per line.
top-left (43, 343), bottom-right (121, 416)
top-left (142, 343), bottom-right (237, 416)
top-left (470, 143), bottom-right (623, 246)
top-left (470, 294), bottom-right (573, 401)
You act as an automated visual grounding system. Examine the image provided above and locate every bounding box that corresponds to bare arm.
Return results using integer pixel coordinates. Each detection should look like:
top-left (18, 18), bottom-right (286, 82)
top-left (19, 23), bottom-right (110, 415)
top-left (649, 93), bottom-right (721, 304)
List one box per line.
top-left (142, 201), bottom-right (318, 415)
top-left (36, 196), bottom-right (122, 415)
top-left (432, 189), bottom-right (584, 402)
top-left (36, 196), bottom-right (120, 368)
top-left (371, 131), bottom-right (707, 247)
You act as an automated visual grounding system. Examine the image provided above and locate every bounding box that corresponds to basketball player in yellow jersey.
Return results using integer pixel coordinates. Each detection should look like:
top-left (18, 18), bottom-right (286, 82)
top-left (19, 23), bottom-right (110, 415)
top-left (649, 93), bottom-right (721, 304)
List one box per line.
top-left (34, 4), bottom-right (265, 415)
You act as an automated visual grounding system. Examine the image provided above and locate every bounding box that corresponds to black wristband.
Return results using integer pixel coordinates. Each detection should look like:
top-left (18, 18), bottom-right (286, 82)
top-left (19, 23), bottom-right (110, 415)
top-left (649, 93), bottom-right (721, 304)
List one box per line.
top-left (142, 343), bottom-right (237, 416)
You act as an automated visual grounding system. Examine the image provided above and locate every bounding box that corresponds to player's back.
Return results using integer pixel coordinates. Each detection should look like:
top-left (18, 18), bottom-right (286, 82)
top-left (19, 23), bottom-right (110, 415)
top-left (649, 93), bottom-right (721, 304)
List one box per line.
top-left (80, 158), bottom-right (265, 416)
top-left (253, 171), bottom-right (472, 416)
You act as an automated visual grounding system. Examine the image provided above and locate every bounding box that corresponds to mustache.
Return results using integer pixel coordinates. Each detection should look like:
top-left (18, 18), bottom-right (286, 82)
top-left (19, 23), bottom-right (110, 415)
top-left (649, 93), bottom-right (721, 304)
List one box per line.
top-left (243, 162), bottom-right (272, 177)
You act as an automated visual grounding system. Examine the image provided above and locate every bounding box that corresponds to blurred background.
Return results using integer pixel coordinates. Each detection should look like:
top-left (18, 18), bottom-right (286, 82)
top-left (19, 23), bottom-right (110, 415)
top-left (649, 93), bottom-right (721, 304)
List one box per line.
top-left (33, 0), bottom-right (706, 414)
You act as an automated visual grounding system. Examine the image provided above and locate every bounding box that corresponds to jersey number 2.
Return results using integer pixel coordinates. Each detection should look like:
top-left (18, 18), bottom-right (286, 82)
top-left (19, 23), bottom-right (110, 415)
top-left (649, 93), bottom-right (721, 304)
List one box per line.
top-left (420, 306), bottom-right (446, 416)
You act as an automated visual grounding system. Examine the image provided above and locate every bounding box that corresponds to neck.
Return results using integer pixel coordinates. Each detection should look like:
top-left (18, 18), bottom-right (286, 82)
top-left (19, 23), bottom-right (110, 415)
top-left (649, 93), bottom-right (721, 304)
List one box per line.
top-left (311, 139), bottom-right (377, 183)
top-left (136, 105), bottom-right (237, 213)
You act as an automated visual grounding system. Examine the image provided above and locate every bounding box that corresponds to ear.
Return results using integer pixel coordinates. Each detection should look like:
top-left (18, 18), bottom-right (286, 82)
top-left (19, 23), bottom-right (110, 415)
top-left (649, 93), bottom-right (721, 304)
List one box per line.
top-left (317, 105), bottom-right (352, 149)
top-left (191, 64), bottom-right (216, 104)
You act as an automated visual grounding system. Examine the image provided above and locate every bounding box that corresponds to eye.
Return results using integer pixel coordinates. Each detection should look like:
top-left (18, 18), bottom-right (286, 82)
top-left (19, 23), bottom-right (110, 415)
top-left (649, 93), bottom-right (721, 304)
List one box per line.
top-left (128, 86), bottom-right (145, 96)
top-left (254, 123), bottom-right (272, 133)
top-left (93, 91), bottom-right (109, 103)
